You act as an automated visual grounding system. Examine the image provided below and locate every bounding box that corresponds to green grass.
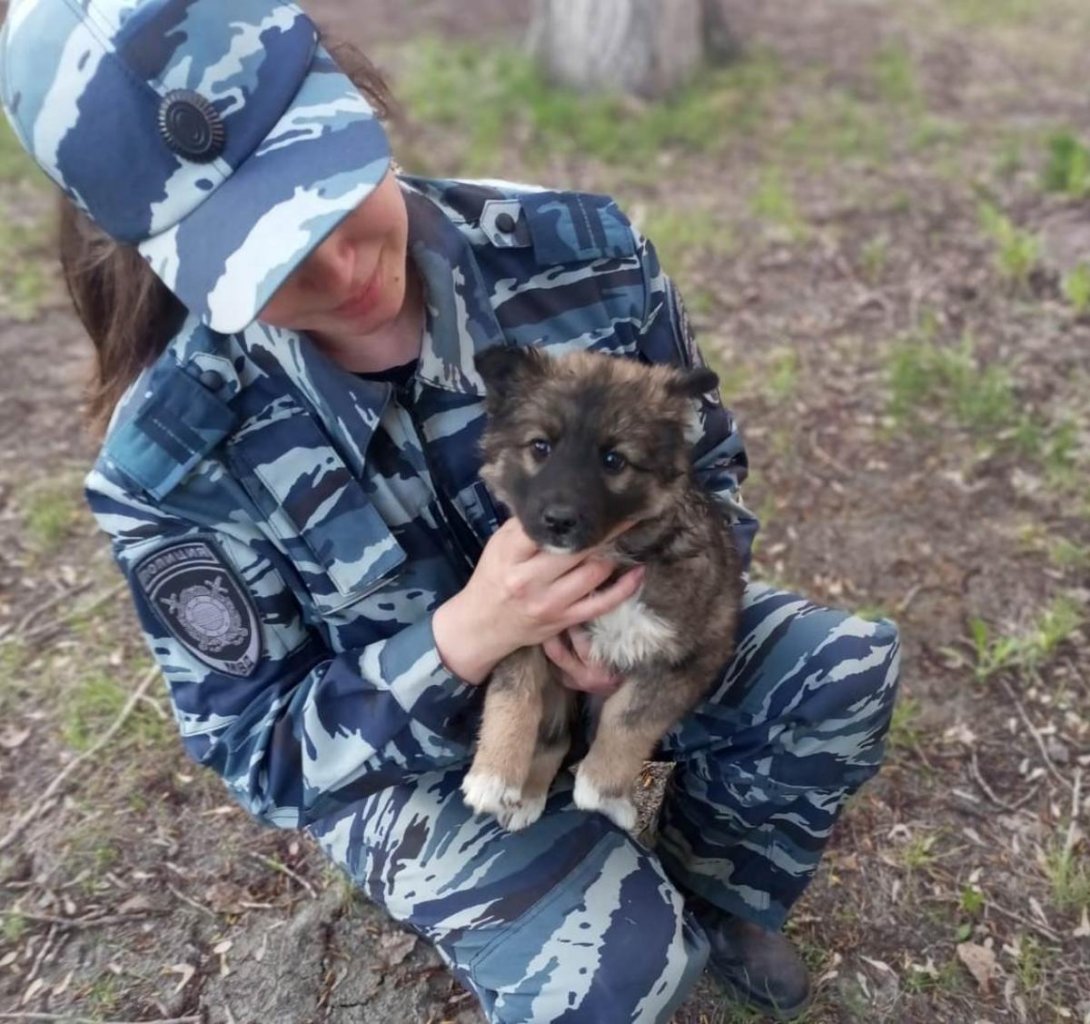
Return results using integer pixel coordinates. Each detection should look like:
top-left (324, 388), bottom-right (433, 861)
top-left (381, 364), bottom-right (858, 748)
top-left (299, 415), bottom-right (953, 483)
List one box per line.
top-left (910, 115), bottom-right (966, 153)
top-left (0, 116), bottom-right (38, 184)
top-left (62, 673), bottom-right (131, 751)
top-left (0, 213), bottom-right (53, 321)
top-left (959, 884), bottom-right (986, 916)
top-left (636, 206), bottom-right (736, 279)
top-left (994, 135), bottom-right (1026, 179)
top-left (0, 119), bottom-right (54, 318)
top-left (1012, 935), bottom-right (1051, 993)
top-left (860, 234), bottom-right (890, 282)
top-left (1010, 415), bottom-right (1085, 495)
top-left (1047, 537), bottom-right (1090, 571)
top-left (1042, 132), bottom-right (1090, 198)
top-left (398, 38), bottom-right (782, 173)
top-left (978, 201), bottom-right (1041, 291)
top-left (2, 910), bottom-right (27, 943)
top-left (781, 91), bottom-right (891, 169)
top-left (1029, 595), bottom-right (1084, 663)
top-left (1043, 840), bottom-right (1090, 914)
top-left (751, 168), bottom-right (807, 239)
top-left (887, 696), bottom-right (923, 753)
top-left (765, 346), bottom-right (800, 400)
top-left (62, 670), bottom-right (172, 754)
top-left (901, 832), bottom-right (940, 874)
top-left (21, 476), bottom-right (85, 551)
top-left (888, 331), bottom-right (1018, 435)
top-left (1062, 263), bottom-right (1090, 315)
top-left (872, 44), bottom-right (922, 109)
top-left (902, 955), bottom-right (965, 996)
top-left (946, 0), bottom-right (1040, 26)
top-left (84, 971), bottom-right (122, 1015)
top-left (958, 595), bottom-right (1084, 683)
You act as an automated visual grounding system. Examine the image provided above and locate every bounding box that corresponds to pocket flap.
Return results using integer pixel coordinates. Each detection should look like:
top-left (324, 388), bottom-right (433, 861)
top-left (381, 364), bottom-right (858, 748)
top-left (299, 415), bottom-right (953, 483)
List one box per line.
top-left (229, 404), bottom-right (405, 609)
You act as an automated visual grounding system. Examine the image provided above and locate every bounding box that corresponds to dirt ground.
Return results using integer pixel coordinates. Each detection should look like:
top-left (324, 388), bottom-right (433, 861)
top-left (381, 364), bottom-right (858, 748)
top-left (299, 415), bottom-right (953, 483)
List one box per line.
top-left (2, 1), bottom-right (1089, 1022)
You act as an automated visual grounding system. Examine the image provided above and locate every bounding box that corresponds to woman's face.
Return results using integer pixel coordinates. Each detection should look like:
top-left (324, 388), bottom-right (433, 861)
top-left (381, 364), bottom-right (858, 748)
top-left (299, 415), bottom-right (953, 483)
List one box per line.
top-left (258, 168), bottom-right (412, 343)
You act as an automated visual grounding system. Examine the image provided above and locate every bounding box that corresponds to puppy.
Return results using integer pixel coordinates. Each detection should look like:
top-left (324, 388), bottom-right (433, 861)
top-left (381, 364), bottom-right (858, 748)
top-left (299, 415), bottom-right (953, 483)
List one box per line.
top-left (462, 346), bottom-right (744, 831)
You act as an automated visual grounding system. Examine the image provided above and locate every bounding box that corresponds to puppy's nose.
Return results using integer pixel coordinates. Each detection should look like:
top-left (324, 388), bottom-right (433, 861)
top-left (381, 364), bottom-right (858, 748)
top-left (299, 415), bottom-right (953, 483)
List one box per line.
top-left (541, 505), bottom-right (578, 540)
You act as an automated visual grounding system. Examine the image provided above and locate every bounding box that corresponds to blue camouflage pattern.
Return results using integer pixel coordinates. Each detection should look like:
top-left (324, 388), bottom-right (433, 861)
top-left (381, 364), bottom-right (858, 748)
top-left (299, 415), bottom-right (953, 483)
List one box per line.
top-left (310, 583), bottom-right (899, 1022)
top-left (0, 0), bottom-right (391, 332)
top-left (73, 174), bottom-right (898, 1021)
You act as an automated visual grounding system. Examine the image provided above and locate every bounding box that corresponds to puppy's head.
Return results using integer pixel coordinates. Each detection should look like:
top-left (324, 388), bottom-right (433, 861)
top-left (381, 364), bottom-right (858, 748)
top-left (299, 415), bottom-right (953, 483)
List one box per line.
top-left (476, 346), bottom-right (717, 552)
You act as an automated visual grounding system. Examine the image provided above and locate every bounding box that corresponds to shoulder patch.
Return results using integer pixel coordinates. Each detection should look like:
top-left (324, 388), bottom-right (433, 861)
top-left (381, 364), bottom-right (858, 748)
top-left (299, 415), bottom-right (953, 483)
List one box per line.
top-left (521, 191), bottom-right (637, 265)
top-left (135, 539), bottom-right (262, 677)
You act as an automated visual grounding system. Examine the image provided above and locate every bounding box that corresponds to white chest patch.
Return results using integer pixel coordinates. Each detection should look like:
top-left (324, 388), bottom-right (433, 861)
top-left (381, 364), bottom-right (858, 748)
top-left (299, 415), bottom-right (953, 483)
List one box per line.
top-left (588, 595), bottom-right (679, 671)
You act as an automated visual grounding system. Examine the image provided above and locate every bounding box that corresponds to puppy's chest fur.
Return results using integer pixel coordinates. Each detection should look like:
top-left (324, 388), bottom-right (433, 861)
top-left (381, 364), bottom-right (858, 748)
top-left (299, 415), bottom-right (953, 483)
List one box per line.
top-left (587, 590), bottom-right (683, 670)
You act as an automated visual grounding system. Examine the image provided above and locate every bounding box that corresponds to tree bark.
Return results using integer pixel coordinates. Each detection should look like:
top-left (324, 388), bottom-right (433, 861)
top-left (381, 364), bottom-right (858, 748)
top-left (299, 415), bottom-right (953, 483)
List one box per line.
top-left (528, 0), bottom-right (707, 99)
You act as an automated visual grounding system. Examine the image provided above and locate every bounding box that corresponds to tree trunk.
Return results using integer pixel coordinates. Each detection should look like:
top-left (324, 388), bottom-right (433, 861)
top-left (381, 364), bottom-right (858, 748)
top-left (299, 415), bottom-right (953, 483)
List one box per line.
top-left (528, 0), bottom-right (708, 99)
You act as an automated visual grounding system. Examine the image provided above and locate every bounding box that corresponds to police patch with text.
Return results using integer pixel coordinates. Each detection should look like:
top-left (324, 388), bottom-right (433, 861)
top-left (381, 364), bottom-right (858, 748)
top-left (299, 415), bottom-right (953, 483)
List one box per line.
top-left (135, 539), bottom-right (262, 677)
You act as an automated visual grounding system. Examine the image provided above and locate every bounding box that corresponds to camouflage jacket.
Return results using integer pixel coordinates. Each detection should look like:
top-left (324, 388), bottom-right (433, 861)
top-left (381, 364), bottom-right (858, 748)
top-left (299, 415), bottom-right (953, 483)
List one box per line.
top-left (85, 175), bottom-right (757, 829)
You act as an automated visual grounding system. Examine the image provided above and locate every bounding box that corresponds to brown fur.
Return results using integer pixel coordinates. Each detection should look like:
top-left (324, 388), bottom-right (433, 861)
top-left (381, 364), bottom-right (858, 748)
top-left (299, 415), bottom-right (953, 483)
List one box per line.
top-left (462, 348), bottom-right (744, 831)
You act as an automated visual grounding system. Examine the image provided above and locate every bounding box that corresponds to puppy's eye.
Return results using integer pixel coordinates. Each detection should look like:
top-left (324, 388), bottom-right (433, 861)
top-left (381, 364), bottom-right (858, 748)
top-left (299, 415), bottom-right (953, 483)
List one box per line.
top-left (601, 449), bottom-right (627, 474)
top-left (529, 438), bottom-right (552, 461)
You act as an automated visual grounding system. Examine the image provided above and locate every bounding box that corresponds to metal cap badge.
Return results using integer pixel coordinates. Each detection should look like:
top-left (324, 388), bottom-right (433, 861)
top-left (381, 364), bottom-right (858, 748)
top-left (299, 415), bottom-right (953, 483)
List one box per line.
top-left (158, 90), bottom-right (226, 163)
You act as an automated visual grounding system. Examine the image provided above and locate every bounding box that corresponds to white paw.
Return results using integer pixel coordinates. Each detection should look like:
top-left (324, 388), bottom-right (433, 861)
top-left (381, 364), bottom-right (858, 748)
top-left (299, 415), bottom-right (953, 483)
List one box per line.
top-left (573, 769), bottom-right (637, 832)
top-left (462, 771), bottom-right (523, 818)
top-left (500, 793), bottom-right (548, 832)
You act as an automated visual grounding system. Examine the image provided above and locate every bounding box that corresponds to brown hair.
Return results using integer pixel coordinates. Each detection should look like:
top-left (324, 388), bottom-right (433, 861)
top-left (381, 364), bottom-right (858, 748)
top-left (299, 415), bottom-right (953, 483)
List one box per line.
top-left (60, 32), bottom-right (396, 435)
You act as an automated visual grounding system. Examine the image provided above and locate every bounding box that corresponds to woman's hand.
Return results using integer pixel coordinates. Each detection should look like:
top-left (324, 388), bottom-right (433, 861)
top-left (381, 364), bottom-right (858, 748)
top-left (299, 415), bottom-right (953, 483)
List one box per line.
top-left (544, 627), bottom-right (622, 695)
top-left (433, 518), bottom-right (643, 685)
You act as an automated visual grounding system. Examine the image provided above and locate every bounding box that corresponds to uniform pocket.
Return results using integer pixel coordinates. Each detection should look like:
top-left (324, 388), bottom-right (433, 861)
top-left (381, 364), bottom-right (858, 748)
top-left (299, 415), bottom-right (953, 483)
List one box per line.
top-left (228, 401), bottom-right (406, 615)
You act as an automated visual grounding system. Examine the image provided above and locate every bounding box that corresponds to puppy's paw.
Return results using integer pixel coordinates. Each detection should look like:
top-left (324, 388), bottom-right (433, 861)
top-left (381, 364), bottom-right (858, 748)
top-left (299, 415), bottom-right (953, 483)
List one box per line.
top-left (499, 793), bottom-right (548, 832)
top-left (573, 769), bottom-right (637, 832)
top-left (462, 771), bottom-right (523, 819)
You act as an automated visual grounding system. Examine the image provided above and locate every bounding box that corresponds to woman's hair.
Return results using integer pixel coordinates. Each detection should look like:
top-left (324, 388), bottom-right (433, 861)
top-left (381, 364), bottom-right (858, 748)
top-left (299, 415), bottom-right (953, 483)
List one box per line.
top-left (60, 31), bottom-right (396, 435)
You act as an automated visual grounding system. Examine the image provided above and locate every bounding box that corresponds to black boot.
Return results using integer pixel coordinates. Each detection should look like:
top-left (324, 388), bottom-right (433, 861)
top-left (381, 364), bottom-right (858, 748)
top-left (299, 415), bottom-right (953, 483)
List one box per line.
top-left (692, 899), bottom-right (811, 1020)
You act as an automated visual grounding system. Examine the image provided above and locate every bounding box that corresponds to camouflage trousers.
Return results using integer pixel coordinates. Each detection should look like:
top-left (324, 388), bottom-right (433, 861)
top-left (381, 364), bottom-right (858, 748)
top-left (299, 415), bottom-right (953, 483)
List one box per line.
top-left (309, 582), bottom-right (901, 1023)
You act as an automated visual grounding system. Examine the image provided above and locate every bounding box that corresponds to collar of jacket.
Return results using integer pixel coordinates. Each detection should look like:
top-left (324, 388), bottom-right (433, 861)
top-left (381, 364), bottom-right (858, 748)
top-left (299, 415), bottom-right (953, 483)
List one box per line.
top-left (238, 178), bottom-right (504, 411)
top-left (100, 178), bottom-right (508, 498)
top-left (403, 182), bottom-right (505, 396)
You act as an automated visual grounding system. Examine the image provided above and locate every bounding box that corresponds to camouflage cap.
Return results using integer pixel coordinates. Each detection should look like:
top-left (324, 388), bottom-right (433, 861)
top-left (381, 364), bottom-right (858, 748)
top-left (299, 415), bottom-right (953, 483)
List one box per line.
top-left (0, 0), bottom-right (391, 333)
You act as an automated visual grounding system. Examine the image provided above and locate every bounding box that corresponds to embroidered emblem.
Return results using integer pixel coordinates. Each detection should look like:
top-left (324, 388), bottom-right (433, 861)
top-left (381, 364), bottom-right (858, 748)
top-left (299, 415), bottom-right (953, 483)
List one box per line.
top-left (135, 539), bottom-right (261, 677)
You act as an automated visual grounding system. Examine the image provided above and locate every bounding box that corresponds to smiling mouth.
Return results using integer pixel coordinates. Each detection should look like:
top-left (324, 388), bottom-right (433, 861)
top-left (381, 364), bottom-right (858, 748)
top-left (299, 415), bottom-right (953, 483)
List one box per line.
top-left (333, 264), bottom-right (382, 319)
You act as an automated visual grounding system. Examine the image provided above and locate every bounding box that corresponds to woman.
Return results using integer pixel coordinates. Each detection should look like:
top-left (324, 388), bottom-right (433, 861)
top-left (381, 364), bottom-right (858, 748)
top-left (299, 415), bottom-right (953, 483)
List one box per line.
top-left (0, 1), bottom-right (901, 1021)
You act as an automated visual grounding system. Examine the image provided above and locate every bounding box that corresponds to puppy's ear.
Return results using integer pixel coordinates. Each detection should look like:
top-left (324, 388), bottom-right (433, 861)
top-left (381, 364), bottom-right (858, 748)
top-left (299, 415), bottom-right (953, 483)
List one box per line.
top-left (667, 366), bottom-right (719, 400)
top-left (475, 345), bottom-right (547, 404)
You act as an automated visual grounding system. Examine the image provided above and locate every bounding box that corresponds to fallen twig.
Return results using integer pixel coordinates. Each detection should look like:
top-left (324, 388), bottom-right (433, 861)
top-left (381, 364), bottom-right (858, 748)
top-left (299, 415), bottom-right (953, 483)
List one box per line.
top-left (24, 925), bottom-right (59, 987)
top-left (1009, 782), bottom-right (1044, 812)
top-left (10, 911), bottom-right (159, 931)
top-left (988, 899), bottom-right (1063, 943)
top-left (996, 676), bottom-right (1073, 791)
top-left (0, 581), bottom-right (93, 643)
top-left (166, 883), bottom-right (218, 920)
top-left (1064, 656), bottom-right (1088, 692)
top-left (248, 851), bottom-right (316, 899)
top-left (895, 583), bottom-right (923, 615)
top-left (0, 666), bottom-right (159, 854)
top-left (1064, 768), bottom-right (1083, 854)
top-left (969, 749), bottom-right (1019, 811)
top-left (0, 1015), bottom-right (199, 1023)
top-left (0, 581), bottom-right (126, 647)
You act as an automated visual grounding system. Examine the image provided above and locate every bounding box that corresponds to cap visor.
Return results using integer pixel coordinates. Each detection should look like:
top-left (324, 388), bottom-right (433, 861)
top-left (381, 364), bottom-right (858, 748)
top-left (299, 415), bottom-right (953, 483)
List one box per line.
top-left (139, 54), bottom-right (391, 335)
